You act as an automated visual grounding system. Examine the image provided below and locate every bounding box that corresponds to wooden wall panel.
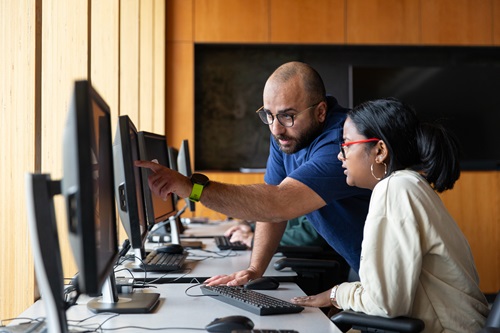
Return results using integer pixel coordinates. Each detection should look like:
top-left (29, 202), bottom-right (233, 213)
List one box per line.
top-left (494, 0), bottom-right (500, 45)
top-left (270, 0), bottom-right (345, 44)
top-left (166, 0), bottom-right (193, 42)
top-left (165, 42), bottom-right (194, 151)
top-left (140, 0), bottom-right (155, 132)
top-left (346, 0), bottom-right (420, 44)
top-left (153, 0), bottom-right (167, 135)
top-left (440, 171), bottom-right (500, 293)
top-left (41, 0), bottom-right (88, 280)
top-left (120, 0), bottom-right (140, 124)
top-left (91, 0), bottom-right (119, 133)
top-left (194, 0), bottom-right (269, 42)
top-left (0, 0), bottom-right (168, 320)
top-left (0, 0), bottom-right (37, 320)
top-left (194, 172), bottom-right (266, 220)
top-left (421, 0), bottom-right (493, 45)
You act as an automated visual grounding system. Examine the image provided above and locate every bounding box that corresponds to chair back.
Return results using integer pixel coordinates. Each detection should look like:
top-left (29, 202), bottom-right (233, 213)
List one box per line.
top-left (484, 292), bottom-right (500, 328)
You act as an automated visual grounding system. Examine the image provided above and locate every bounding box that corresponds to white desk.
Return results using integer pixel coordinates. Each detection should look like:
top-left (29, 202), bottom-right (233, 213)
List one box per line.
top-left (180, 219), bottom-right (241, 238)
top-left (13, 283), bottom-right (341, 332)
top-left (124, 221), bottom-right (296, 283)
top-left (126, 239), bottom-right (295, 282)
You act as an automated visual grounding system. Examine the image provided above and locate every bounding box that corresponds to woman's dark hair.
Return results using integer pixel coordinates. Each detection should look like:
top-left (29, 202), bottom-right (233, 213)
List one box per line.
top-left (348, 97), bottom-right (461, 192)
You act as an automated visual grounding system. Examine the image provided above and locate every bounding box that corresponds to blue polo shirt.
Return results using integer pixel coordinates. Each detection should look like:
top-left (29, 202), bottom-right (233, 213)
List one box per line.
top-left (264, 96), bottom-right (371, 272)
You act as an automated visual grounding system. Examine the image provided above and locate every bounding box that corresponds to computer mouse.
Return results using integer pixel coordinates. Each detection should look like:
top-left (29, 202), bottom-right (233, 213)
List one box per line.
top-left (155, 244), bottom-right (184, 254)
top-left (244, 276), bottom-right (280, 290)
top-left (205, 315), bottom-right (254, 333)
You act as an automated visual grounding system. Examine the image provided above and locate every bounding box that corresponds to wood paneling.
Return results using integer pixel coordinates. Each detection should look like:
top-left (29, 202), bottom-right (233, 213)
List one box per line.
top-left (153, 0), bottom-right (167, 135)
top-left (120, 0), bottom-right (140, 124)
top-left (166, 0), bottom-right (193, 42)
top-left (346, 0), bottom-right (420, 44)
top-left (140, 0), bottom-right (155, 132)
top-left (1, 0), bottom-right (168, 319)
top-left (440, 171), bottom-right (500, 293)
top-left (421, 0), bottom-right (493, 45)
top-left (0, 0), bottom-right (37, 320)
top-left (91, 0), bottom-right (119, 133)
top-left (194, 0), bottom-right (269, 42)
top-left (41, 0), bottom-right (88, 281)
top-left (165, 42), bottom-right (194, 150)
top-left (270, 0), bottom-right (345, 44)
top-left (193, 172), bottom-right (266, 220)
top-left (494, 0), bottom-right (500, 45)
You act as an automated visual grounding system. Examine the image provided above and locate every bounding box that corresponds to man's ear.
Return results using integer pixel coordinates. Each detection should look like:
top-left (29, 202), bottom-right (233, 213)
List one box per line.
top-left (317, 101), bottom-right (327, 122)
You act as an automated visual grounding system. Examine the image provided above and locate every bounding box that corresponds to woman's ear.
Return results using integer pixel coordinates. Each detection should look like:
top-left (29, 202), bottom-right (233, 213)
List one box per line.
top-left (375, 140), bottom-right (388, 163)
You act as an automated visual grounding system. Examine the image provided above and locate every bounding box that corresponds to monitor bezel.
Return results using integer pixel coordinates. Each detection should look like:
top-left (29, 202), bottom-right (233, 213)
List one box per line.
top-left (113, 115), bottom-right (149, 251)
top-left (61, 80), bottom-right (119, 296)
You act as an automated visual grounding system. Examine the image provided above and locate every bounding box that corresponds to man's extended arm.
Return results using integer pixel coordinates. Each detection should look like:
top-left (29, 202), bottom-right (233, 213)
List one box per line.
top-left (136, 160), bottom-right (325, 222)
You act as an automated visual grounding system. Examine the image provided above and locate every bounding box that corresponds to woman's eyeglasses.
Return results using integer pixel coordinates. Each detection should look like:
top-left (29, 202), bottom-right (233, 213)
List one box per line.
top-left (339, 138), bottom-right (380, 159)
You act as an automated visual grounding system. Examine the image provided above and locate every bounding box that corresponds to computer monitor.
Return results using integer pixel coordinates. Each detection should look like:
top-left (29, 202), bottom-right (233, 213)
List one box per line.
top-left (113, 115), bottom-right (149, 262)
top-left (61, 81), bottom-right (118, 296)
top-left (25, 174), bottom-right (67, 333)
top-left (177, 139), bottom-right (196, 213)
top-left (62, 81), bottom-right (158, 314)
top-left (137, 131), bottom-right (177, 228)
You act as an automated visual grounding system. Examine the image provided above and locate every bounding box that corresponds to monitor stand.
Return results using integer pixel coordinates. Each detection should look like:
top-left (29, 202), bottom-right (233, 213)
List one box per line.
top-left (87, 269), bottom-right (160, 314)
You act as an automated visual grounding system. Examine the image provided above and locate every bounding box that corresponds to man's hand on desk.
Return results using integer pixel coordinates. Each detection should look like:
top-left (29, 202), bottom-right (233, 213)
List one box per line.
top-left (204, 268), bottom-right (260, 287)
top-left (224, 224), bottom-right (254, 248)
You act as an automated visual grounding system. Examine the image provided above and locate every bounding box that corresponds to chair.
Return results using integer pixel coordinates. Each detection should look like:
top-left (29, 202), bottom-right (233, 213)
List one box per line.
top-left (331, 310), bottom-right (424, 333)
top-left (274, 245), bottom-right (350, 296)
top-left (331, 290), bottom-right (500, 333)
top-left (479, 291), bottom-right (500, 333)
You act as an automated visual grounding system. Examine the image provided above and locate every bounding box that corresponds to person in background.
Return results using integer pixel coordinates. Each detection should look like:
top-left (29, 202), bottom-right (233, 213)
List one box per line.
top-left (225, 216), bottom-right (330, 250)
top-left (136, 61), bottom-right (371, 288)
top-left (291, 98), bottom-right (489, 332)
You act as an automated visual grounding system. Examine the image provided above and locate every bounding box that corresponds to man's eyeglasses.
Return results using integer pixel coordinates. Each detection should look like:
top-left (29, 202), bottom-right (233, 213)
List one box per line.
top-left (256, 102), bottom-right (321, 128)
top-left (339, 138), bottom-right (380, 159)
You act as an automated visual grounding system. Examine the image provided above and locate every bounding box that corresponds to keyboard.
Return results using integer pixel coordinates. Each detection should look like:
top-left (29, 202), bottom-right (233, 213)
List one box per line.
top-left (141, 251), bottom-right (188, 271)
top-left (200, 285), bottom-right (304, 316)
top-left (214, 235), bottom-right (248, 250)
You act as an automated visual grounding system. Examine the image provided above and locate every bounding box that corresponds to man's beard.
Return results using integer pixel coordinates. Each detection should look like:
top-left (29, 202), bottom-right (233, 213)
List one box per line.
top-left (273, 120), bottom-right (323, 155)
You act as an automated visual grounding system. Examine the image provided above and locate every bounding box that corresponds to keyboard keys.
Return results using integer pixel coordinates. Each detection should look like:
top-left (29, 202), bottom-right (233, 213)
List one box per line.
top-left (141, 251), bottom-right (187, 271)
top-left (214, 235), bottom-right (248, 250)
top-left (200, 285), bottom-right (304, 316)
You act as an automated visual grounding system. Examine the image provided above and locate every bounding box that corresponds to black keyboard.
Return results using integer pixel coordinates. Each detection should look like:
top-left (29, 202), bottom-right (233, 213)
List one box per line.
top-left (141, 251), bottom-right (188, 271)
top-left (200, 285), bottom-right (304, 316)
top-left (214, 235), bottom-right (248, 250)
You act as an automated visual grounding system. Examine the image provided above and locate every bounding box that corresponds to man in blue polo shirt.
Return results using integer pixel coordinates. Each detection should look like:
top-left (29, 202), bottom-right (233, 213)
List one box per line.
top-left (137, 61), bottom-right (371, 286)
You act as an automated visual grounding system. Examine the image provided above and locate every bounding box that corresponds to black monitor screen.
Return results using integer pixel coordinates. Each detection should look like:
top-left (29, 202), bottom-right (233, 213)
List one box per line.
top-left (62, 80), bottom-right (118, 296)
top-left (352, 65), bottom-right (500, 170)
top-left (113, 115), bottom-right (148, 251)
top-left (137, 131), bottom-right (177, 226)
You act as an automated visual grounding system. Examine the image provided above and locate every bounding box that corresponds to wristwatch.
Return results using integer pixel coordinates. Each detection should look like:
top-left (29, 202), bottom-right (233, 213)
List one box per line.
top-left (189, 173), bottom-right (210, 202)
top-left (330, 285), bottom-right (341, 309)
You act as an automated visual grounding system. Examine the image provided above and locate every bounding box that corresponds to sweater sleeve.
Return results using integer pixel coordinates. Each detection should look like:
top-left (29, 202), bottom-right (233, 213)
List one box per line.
top-left (336, 176), bottom-right (423, 317)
